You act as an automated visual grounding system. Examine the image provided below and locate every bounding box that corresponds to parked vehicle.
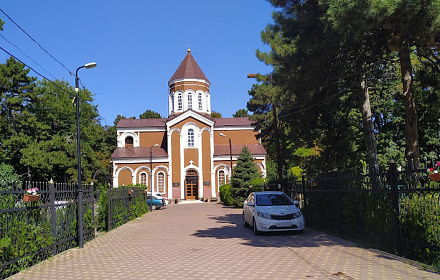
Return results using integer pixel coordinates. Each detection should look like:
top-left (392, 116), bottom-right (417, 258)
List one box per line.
top-left (146, 194), bottom-right (166, 210)
top-left (151, 192), bottom-right (169, 206)
top-left (243, 191), bottom-right (305, 234)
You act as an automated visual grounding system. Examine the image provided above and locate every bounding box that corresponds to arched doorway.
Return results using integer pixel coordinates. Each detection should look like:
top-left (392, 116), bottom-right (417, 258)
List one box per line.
top-left (185, 169), bottom-right (198, 199)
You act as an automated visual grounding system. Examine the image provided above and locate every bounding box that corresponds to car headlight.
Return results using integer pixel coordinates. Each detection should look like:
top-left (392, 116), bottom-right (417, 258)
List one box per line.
top-left (293, 212), bottom-right (303, 219)
top-left (256, 211), bottom-right (271, 219)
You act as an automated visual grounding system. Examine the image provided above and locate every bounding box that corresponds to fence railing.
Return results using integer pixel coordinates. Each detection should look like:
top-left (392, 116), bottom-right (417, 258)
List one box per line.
top-left (285, 163), bottom-right (440, 267)
top-left (107, 186), bottom-right (149, 231)
top-left (0, 180), bottom-right (151, 278)
top-left (0, 181), bottom-right (94, 278)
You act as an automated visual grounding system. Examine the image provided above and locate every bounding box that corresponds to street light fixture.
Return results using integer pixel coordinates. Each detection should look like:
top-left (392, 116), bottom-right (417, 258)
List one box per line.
top-left (219, 133), bottom-right (233, 178)
top-left (75, 62), bottom-right (97, 249)
top-left (149, 144), bottom-right (159, 211)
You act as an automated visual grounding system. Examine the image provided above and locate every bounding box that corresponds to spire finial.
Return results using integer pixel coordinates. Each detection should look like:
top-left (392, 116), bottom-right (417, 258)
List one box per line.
top-left (188, 41), bottom-right (191, 52)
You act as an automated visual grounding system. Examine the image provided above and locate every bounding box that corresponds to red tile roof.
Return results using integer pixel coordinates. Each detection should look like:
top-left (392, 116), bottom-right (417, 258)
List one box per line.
top-left (111, 146), bottom-right (168, 159)
top-left (214, 144), bottom-right (267, 156)
top-left (169, 50), bottom-right (210, 83)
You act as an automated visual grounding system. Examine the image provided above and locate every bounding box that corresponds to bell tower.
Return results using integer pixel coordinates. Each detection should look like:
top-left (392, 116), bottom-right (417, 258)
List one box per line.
top-left (168, 49), bottom-right (211, 116)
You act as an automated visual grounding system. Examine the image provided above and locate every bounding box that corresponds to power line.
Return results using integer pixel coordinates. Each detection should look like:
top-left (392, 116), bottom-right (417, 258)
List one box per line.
top-left (0, 8), bottom-right (74, 76)
top-left (0, 34), bottom-right (57, 80)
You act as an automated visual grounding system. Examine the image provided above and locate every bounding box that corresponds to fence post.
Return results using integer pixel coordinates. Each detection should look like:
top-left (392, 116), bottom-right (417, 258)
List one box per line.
top-left (49, 179), bottom-right (57, 255)
top-left (107, 184), bottom-right (112, 231)
top-left (301, 173), bottom-right (306, 209)
top-left (389, 162), bottom-right (401, 254)
top-left (333, 170), bottom-right (341, 226)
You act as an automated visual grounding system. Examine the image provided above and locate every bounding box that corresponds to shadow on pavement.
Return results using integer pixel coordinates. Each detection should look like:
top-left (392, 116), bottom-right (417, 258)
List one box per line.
top-left (193, 210), bottom-right (355, 249)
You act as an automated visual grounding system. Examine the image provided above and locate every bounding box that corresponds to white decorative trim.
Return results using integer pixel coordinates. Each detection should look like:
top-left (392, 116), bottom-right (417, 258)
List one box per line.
top-left (118, 131), bottom-right (139, 148)
top-left (114, 166), bottom-right (135, 187)
top-left (166, 110), bottom-right (214, 128)
top-left (168, 78), bottom-right (210, 87)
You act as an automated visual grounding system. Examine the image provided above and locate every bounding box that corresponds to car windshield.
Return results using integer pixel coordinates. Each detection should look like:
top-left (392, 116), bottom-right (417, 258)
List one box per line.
top-left (255, 193), bottom-right (293, 206)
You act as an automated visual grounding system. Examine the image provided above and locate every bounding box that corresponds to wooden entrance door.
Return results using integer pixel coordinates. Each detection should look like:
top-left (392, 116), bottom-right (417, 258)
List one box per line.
top-left (185, 170), bottom-right (198, 199)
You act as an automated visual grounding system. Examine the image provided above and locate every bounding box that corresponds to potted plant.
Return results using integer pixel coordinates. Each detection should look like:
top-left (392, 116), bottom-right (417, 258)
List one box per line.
top-left (427, 162), bottom-right (440, 181)
top-left (23, 187), bottom-right (40, 202)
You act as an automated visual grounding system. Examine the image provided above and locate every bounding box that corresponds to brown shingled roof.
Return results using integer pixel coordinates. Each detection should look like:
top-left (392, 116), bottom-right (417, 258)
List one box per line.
top-left (116, 118), bottom-right (168, 128)
top-left (111, 146), bottom-right (168, 159)
top-left (214, 117), bottom-right (254, 127)
top-left (214, 144), bottom-right (267, 156)
top-left (169, 50), bottom-right (210, 83)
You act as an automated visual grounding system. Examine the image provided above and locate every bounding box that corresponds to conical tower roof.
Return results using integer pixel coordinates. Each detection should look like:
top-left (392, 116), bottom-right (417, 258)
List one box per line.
top-left (169, 49), bottom-right (210, 84)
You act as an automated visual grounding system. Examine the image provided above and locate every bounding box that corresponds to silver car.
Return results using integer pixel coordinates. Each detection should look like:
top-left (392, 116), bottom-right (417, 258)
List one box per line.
top-left (243, 191), bottom-right (305, 234)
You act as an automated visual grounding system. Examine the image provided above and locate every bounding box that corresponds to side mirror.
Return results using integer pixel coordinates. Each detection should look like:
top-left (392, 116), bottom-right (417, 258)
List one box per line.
top-left (293, 200), bottom-right (300, 207)
top-left (247, 201), bottom-right (254, 207)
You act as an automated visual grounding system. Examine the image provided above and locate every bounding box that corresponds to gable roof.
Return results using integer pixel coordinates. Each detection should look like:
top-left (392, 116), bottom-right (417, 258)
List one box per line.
top-left (169, 49), bottom-right (210, 84)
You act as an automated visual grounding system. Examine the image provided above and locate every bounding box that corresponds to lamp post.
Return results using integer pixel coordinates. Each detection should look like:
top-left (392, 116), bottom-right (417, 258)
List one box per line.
top-left (75, 62), bottom-right (97, 248)
top-left (219, 133), bottom-right (233, 178)
top-left (149, 144), bottom-right (159, 211)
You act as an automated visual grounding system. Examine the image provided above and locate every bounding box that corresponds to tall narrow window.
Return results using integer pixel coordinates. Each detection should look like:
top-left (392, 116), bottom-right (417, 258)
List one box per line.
top-left (188, 93), bottom-right (192, 109)
top-left (171, 93), bottom-right (175, 114)
top-left (178, 93), bottom-right (182, 111)
top-left (140, 173), bottom-right (147, 186)
top-left (158, 172), bottom-right (165, 193)
top-left (219, 170), bottom-right (225, 186)
top-left (206, 94), bottom-right (209, 112)
top-left (125, 136), bottom-right (133, 148)
top-left (198, 93), bottom-right (203, 110)
top-left (188, 129), bottom-right (194, 147)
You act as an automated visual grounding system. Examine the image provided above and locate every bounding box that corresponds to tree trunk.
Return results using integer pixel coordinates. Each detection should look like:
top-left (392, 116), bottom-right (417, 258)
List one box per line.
top-left (399, 41), bottom-right (420, 168)
top-left (359, 70), bottom-right (380, 188)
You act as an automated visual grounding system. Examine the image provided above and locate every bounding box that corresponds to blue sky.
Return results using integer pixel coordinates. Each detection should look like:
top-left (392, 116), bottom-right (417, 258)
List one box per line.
top-left (0, 1), bottom-right (274, 126)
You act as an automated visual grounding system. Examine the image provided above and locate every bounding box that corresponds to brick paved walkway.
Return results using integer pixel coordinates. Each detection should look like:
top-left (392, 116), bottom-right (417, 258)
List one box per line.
top-left (8, 202), bottom-right (440, 280)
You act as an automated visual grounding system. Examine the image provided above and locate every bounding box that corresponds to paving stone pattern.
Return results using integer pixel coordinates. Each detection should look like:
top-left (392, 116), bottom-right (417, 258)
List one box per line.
top-left (8, 202), bottom-right (440, 280)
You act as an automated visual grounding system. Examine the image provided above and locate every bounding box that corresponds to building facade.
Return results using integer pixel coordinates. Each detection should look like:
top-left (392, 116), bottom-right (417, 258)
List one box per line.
top-left (111, 49), bottom-right (266, 200)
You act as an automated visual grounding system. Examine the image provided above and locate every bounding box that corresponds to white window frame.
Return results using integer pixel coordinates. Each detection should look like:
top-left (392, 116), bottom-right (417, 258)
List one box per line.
top-left (157, 172), bottom-right (165, 193)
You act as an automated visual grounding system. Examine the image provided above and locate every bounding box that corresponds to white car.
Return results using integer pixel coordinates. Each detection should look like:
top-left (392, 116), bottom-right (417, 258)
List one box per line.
top-left (148, 192), bottom-right (169, 206)
top-left (243, 191), bottom-right (305, 234)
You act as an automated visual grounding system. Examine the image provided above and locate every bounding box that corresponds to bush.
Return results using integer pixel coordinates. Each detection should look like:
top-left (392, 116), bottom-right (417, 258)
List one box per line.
top-left (219, 184), bottom-right (234, 206)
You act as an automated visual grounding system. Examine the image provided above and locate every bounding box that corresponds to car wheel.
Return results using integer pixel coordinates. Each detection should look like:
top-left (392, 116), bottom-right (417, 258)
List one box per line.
top-left (243, 213), bottom-right (249, 228)
top-left (156, 206), bottom-right (161, 210)
top-left (253, 219), bottom-right (260, 235)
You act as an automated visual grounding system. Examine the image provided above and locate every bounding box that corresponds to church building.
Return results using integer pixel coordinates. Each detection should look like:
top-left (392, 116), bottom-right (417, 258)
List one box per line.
top-left (111, 49), bottom-right (267, 201)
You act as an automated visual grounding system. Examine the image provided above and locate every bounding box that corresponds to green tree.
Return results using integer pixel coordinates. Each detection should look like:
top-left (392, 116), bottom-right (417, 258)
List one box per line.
top-left (230, 146), bottom-right (262, 207)
top-left (0, 163), bottom-right (19, 183)
top-left (211, 111), bottom-right (222, 118)
top-left (139, 109), bottom-right (161, 119)
top-left (0, 57), bottom-right (37, 180)
top-left (233, 109), bottom-right (249, 118)
top-left (324, 0), bottom-right (440, 166)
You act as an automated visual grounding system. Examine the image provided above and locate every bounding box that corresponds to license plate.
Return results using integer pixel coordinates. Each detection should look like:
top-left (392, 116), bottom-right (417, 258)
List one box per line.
top-left (276, 222), bottom-right (291, 227)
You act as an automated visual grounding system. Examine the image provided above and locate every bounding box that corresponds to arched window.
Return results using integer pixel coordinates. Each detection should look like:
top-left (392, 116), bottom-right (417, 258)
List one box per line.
top-left (198, 93), bottom-right (203, 110)
top-left (157, 172), bottom-right (165, 193)
top-left (171, 93), bottom-right (175, 114)
top-left (219, 170), bottom-right (225, 186)
top-left (206, 94), bottom-right (209, 112)
top-left (125, 136), bottom-right (133, 148)
top-left (178, 93), bottom-right (182, 111)
top-left (188, 129), bottom-right (194, 147)
top-left (188, 93), bottom-right (193, 109)
top-left (140, 173), bottom-right (147, 186)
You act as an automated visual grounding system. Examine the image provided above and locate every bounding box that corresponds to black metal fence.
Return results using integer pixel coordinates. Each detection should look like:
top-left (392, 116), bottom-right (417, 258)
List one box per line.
top-left (0, 180), bottom-right (95, 278)
top-left (286, 163), bottom-right (440, 266)
top-left (107, 186), bottom-right (149, 231)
